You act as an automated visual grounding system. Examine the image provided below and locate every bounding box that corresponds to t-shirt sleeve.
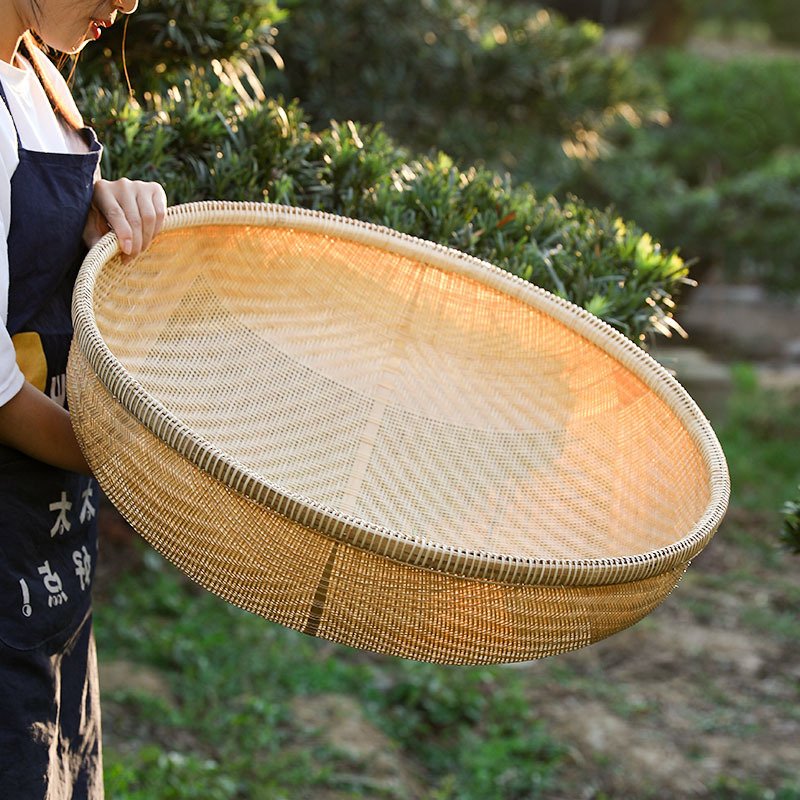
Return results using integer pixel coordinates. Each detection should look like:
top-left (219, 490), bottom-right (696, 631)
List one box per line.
top-left (0, 108), bottom-right (25, 407)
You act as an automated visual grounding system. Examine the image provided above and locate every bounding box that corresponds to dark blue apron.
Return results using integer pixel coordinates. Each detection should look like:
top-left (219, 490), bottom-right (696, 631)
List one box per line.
top-left (0, 73), bottom-right (104, 798)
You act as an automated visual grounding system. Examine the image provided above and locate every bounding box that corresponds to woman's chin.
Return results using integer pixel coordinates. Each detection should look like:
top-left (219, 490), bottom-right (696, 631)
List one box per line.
top-left (36, 33), bottom-right (92, 55)
top-left (65, 36), bottom-right (94, 54)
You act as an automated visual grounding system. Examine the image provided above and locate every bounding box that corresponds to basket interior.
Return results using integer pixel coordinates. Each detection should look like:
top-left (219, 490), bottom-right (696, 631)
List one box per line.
top-left (91, 224), bottom-right (711, 562)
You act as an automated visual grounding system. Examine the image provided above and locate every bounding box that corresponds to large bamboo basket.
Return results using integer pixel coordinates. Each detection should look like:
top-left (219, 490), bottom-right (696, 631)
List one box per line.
top-left (68, 202), bottom-right (729, 664)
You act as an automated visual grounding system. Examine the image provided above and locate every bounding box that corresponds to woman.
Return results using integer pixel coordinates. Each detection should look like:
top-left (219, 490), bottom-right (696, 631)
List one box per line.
top-left (0, 0), bottom-right (166, 795)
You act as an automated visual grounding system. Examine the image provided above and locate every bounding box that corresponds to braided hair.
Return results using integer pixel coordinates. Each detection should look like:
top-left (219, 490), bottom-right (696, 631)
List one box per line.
top-left (18, 32), bottom-right (82, 132)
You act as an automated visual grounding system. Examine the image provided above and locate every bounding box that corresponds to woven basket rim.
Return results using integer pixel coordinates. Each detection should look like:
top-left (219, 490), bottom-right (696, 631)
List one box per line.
top-left (72, 200), bottom-right (730, 588)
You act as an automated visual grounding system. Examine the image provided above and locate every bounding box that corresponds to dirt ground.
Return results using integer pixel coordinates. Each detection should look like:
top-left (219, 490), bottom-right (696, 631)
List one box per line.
top-left (523, 517), bottom-right (800, 799)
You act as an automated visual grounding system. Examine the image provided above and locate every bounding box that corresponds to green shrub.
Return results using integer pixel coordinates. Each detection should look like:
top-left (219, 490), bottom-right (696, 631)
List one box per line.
top-left (77, 0), bottom-right (284, 92)
top-left (641, 52), bottom-right (800, 184)
top-left (563, 52), bottom-right (800, 292)
top-left (271, 7), bottom-right (800, 294)
top-left (273, 0), bottom-right (662, 176)
top-left (715, 152), bottom-right (800, 288)
top-left (89, 3), bottom-right (800, 294)
top-left (570, 50), bottom-right (800, 194)
top-left (72, 0), bottom-right (692, 342)
top-left (573, 149), bottom-right (800, 293)
top-left (75, 71), bottom-right (689, 343)
top-left (694, 0), bottom-right (761, 25)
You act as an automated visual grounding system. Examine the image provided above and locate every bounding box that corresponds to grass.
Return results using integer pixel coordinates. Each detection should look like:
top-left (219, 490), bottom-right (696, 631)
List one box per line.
top-left (95, 550), bottom-right (563, 798)
top-left (711, 777), bottom-right (800, 800)
top-left (93, 363), bottom-right (799, 799)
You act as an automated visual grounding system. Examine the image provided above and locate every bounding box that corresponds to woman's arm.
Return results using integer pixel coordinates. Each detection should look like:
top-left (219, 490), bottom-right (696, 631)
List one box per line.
top-left (0, 178), bottom-right (168, 476)
top-left (0, 380), bottom-right (91, 473)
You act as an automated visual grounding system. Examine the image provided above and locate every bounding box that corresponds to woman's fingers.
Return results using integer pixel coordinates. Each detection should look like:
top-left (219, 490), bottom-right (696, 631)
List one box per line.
top-left (91, 178), bottom-right (167, 256)
top-left (93, 179), bottom-right (135, 254)
top-left (136, 182), bottom-right (168, 254)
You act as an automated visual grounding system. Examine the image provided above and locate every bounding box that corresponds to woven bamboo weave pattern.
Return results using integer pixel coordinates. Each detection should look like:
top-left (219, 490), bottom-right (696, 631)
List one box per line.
top-left (68, 201), bottom-right (729, 664)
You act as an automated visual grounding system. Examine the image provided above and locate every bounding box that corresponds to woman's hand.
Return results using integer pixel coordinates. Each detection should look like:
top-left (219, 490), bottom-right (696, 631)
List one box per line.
top-left (83, 178), bottom-right (167, 257)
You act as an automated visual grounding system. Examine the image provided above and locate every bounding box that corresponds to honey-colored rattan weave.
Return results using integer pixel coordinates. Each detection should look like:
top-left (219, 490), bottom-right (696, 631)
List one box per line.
top-left (67, 201), bottom-right (729, 664)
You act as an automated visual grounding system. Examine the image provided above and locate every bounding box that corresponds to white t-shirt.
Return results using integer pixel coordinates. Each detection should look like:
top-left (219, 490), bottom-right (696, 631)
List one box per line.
top-left (0, 52), bottom-right (88, 407)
